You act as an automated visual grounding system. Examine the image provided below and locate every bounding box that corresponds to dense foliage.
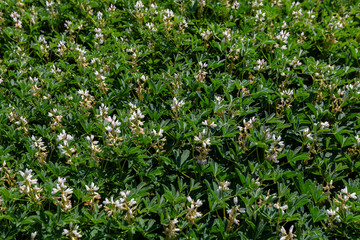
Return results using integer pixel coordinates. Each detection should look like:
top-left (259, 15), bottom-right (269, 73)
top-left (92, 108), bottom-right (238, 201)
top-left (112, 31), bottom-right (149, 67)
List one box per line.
top-left (1, 0), bottom-right (360, 239)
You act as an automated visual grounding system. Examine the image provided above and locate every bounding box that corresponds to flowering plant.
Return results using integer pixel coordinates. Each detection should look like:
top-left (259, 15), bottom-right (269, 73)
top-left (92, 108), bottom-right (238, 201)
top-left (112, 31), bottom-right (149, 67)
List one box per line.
top-left (0, 0), bottom-right (360, 239)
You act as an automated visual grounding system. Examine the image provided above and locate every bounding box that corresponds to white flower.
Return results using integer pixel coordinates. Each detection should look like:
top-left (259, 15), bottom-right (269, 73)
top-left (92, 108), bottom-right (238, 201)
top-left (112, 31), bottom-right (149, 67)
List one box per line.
top-left (105, 115), bottom-right (121, 127)
top-left (97, 11), bottom-right (103, 20)
top-left (199, 62), bottom-right (208, 68)
top-left (289, 57), bottom-right (302, 68)
top-left (232, 1), bottom-right (240, 9)
top-left (255, 9), bottom-right (265, 22)
top-left (274, 203), bottom-right (288, 214)
top-left (341, 186), bottom-right (357, 200)
top-left (57, 130), bottom-right (73, 142)
top-left (241, 117), bottom-right (257, 131)
top-left (163, 9), bottom-right (174, 19)
top-left (103, 197), bottom-right (114, 205)
top-left (135, 0), bottom-right (144, 10)
top-left (152, 129), bottom-right (164, 137)
top-left (107, 4), bottom-right (116, 12)
top-left (171, 97), bottom-right (185, 111)
top-left (222, 28), bottom-right (231, 41)
top-left (129, 109), bottom-right (145, 121)
top-left (326, 208), bottom-right (336, 216)
top-left (187, 196), bottom-right (203, 208)
top-left (302, 128), bottom-right (313, 141)
top-left (251, 0), bottom-right (263, 8)
top-left (320, 121), bottom-right (330, 129)
top-left (280, 89), bottom-right (294, 96)
top-left (254, 59), bottom-right (267, 71)
top-left (341, 186), bottom-right (348, 194)
top-left (86, 135), bottom-right (95, 143)
top-left (200, 29), bottom-right (212, 40)
top-left (217, 181), bottom-right (230, 192)
top-left (194, 130), bottom-right (211, 148)
top-left (62, 223), bottom-right (82, 238)
top-left (276, 30), bottom-right (290, 43)
top-left (77, 89), bottom-right (89, 97)
top-left (120, 190), bottom-right (131, 198)
top-left (280, 225), bottom-right (296, 240)
top-left (355, 135), bottom-right (360, 145)
top-left (215, 96), bottom-right (223, 104)
top-left (201, 120), bottom-right (217, 128)
top-left (146, 22), bottom-right (156, 31)
top-left (85, 182), bottom-right (99, 193)
top-left (31, 232), bottom-right (37, 239)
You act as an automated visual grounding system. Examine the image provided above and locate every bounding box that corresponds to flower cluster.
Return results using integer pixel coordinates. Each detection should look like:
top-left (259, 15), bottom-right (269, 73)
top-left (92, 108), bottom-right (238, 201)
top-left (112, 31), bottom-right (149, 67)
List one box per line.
top-left (62, 223), bottom-right (82, 240)
top-left (86, 135), bottom-right (102, 164)
top-left (105, 115), bottom-right (123, 146)
top-left (238, 117), bottom-right (257, 151)
top-left (37, 36), bottom-right (50, 58)
top-left (217, 180), bottom-right (230, 193)
top-left (30, 136), bottom-right (48, 165)
top-left (254, 59), bottom-right (267, 71)
top-left (10, 12), bottom-right (22, 29)
top-left (163, 9), bottom-right (174, 31)
top-left (265, 135), bottom-right (284, 163)
top-left (195, 62), bottom-right (208, 83)
top-left (277, 89), bottom-right (295, 116)
top-left (77, 89), bottom-right (95, 110)
top-left (84, 182), bottom-right (101, 212)
top-left (48, 108), bottom-right (63, 130)
top-left (102, 197), bottom-right (121, 217)
top-left (0, 161), bottom-right (17, 188)
top-left (194, 129), bottom-right (211, 165)
top-left (57, 130), bottom-right (77, 164)
top-left (117, 190), bottom-right (137, 223)
top-left (102, 190), bottom-right (137, 222)
top-left (135, 75), bottom-right (148, 101)
top-left (152, 129), bottom-right (166, 154)
top-left (226, 197), bottom-right (245, 231)
top-left (185, 196), bottom-right (203, 224)
top-left (52, 177), bottom-right (73, 212)
top-left (129, 104), bottom-right (145, 136)
top-left (94, 70), bottom-right (108, 94)
top-left (326, 207), bottom-right (341, 223)
top-left (335, 186), bottom-right (357, 210)
top-left (164, 217), bottom-right (180, 239)
top-left (0, 195), bottom-right (6, 212)
top-left (280, 225), bottom-right (296, 240)
top-left (222, 28), bottom-right (231, 41)
top-left (95, 103), bottom-right (109, 121)
top-left (94, 28), bottom-right (104, 45)
top-left (18, 168), bottom-right (43, 204)
top-left (274, 202), bottom-right (288, 214)
top-left (8, 108), bottom-right (29, 134)
top-left (275, 30), bottom-right (290, 50)
top-left (200, 29), bottom-right (212, 41)
top-left (171, 97), bottom-right (185, 118)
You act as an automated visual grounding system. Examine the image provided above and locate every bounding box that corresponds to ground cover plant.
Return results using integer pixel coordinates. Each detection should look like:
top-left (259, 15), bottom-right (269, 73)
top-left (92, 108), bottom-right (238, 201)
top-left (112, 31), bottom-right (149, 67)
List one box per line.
top-left (1, 0), bottom-right (360, 239)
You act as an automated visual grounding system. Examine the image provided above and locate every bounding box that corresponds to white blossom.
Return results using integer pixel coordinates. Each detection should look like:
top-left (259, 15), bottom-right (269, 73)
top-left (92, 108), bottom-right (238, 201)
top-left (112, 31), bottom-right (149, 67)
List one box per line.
top-left (135, 0), bottom-right (144, 10)
top-left (280, 225), bottom-right (296, 240)
top-left (62, 223), bottom-right (82, 238)
top-left (254, 59), bottom-right (267, 71)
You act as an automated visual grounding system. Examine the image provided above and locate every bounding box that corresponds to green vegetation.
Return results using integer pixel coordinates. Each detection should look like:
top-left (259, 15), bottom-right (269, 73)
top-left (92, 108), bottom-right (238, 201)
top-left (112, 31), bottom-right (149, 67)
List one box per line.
top-left (1, 0), bottom-right (360, 239)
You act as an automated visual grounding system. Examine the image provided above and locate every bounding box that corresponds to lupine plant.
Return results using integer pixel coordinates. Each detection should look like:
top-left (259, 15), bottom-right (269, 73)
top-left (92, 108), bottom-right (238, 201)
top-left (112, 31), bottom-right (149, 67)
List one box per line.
top-left (0, 0), bottom-right (360, 239)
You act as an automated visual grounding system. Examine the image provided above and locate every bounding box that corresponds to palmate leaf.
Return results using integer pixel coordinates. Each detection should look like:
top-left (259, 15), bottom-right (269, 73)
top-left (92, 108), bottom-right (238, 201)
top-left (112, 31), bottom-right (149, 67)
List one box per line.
top-left (309, 205), bottom-right (327, 223)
